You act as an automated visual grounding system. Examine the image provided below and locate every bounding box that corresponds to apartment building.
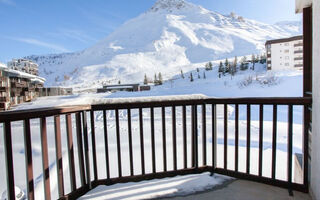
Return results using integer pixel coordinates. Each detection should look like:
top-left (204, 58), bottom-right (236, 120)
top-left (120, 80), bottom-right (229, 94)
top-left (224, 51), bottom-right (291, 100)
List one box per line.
top-left (7, 58), bottom-right (39, 76)
top-left (0, 63), bottom-right (45, 110)
top-left (265, 35), bottom-right (303, 70)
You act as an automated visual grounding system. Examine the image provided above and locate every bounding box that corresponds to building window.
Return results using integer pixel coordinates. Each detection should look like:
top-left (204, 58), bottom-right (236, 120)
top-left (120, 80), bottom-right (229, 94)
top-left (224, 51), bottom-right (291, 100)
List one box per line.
top-left (285, 43), bottom-right (289, 46)
top-left (284, 49), bottom-right (289, 53)
top-left (285, 63), bottom-right (289, 66)
top-left (285, 56), bottom-right (289, 60)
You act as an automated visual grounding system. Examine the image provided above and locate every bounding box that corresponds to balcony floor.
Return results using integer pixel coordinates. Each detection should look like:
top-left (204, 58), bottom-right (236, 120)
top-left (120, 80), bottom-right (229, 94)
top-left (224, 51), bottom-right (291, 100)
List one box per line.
top-left (164, 179), bottom-right (311, 200)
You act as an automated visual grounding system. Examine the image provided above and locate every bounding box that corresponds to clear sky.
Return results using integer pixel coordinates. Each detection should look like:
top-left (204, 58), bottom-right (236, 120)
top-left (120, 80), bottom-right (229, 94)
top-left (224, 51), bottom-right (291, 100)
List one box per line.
top-left (0, 0), bottom-right (301, 63)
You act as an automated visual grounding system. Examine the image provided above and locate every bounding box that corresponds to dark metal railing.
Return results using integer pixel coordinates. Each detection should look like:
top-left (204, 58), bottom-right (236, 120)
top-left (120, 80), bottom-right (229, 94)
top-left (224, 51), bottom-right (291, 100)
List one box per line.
top-left (0, 97), bottom-right (312, 200)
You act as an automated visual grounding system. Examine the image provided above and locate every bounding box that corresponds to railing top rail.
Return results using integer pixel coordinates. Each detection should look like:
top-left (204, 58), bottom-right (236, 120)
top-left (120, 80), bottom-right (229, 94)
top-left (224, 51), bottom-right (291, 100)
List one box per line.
top-left (0, 105), bottom-right (91, 122)
top-left (91, 97), bottom-right (312, 110)
top-left (0, 97), bottom-right (311, 122)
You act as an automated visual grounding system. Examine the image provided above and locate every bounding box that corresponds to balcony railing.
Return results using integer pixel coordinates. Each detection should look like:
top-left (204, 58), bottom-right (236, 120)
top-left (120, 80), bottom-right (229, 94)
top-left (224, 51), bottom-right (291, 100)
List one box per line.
top-left (0, 97), bottom-right (312, 200)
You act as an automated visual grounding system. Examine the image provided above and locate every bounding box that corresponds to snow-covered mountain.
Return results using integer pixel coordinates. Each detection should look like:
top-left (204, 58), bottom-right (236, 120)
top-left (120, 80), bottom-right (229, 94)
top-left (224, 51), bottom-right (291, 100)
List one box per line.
top-left (26, 0), bottom-right (301, 89)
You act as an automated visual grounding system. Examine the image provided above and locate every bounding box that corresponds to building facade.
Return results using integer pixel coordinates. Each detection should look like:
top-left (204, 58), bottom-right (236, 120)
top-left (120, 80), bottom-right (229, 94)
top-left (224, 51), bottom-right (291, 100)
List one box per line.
top-left (0, 64), bottom-right (45, 110)
top-left (266, 35), bottom-right (303, 70)
top-left (7, 58), bottom-right (39, 76)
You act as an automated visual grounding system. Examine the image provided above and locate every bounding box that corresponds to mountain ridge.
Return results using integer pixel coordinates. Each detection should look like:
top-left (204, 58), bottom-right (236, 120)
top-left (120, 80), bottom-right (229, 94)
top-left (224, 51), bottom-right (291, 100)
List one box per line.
top-left (25, 0), bottom-right (302, 89)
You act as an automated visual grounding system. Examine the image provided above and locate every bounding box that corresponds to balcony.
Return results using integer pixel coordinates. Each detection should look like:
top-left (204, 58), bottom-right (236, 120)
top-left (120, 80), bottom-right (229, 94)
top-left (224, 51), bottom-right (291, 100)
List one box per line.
top-left (0, 97), bottom-right (312, 200)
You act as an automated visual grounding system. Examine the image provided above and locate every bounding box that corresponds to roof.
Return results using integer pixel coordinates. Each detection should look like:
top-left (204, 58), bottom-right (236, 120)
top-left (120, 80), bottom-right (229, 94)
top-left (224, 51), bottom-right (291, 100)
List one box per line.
top-left (0, 65), bottom-right (46, 84)
top-left (265, 35), bottom-right (303, 45)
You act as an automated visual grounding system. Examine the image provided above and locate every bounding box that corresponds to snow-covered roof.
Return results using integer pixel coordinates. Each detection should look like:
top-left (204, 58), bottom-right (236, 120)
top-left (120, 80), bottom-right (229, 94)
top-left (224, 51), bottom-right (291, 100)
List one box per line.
top-left (0, 62), bottom-right (7, 69)
top-left (1, 66), bottom-right (46, 84)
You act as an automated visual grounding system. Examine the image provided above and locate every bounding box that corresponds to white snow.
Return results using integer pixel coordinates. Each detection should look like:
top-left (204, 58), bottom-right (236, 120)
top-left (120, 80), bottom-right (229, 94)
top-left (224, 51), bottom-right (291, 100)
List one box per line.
top-left (25, 0), bottom-right (301, 90)
top-left (79, 173), bottom-right (230, 200)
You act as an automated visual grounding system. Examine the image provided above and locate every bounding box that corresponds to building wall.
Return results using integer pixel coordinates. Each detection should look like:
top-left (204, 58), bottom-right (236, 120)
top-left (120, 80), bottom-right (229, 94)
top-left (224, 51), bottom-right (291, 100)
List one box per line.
top-left (268, 39), bottom-right (303, 70)
top-left (311, 0), bottom-right (320, 199)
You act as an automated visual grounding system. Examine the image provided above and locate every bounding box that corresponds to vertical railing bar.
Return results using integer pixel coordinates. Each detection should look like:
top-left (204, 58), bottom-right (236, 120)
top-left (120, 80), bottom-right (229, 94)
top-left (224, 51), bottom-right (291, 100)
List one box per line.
top-left (212, 104), bottom-right (217, 172)
top-left (246, 104), bottom-right (251, 174)
top-left (75, 112), bottom-right (86, 186)
top-left (82, 111), bottom-right (91, 188)
top-left (3, 121), bottom-right (15, 200)
top-left (259, 104), bottom-right (264, 177)
top-left (24, 118), bottom-right (34, 200)
top-left (150, 107), bottom-right (156, 173)
top-left (191, 105), bottom-right (195, 168)
top-left (162, 106), bottom-right (167, 172)
top-left (194, 105), bottom-right (198, 168)
top-left (54, 115), bottom-right (64, 197)
top-left (127, 109), bottom-right (134, 176)
top-left (303, 104), bottom-right (310, 189)
top-left (103, 110), bottom-right (110, 179)
top-left (202, 104), bottom-right (207, 166)
top-left (66, 114), bottom-right (76, 191)
top-left (235, 104), bottom-right (239, 172)
top-left (90, 110), bottom-right (98, 180)
top-left (272, 104), bottom-right (277, 179)
top-left (115, 109), bottom-right (122, 178)
top-left (40, 117), bottom-right (51, 200)
top-left (182, 105), bottom-right (187, 169)
top-left (288, 105), bottom-right (293, 195)
top-left (172, 106), bottom-right (177, 171)
top-left (224, 104), bottom-right (228, 170)
top-left (90, 111), bottom-right (98, 181)
top-left (139, 108), bottom-right (145, 175)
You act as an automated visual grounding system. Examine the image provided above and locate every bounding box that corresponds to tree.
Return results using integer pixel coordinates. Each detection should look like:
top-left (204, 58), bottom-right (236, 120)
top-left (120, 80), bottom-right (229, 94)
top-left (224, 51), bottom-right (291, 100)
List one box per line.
top-left (143, 74), bottom-right (148, 85)
top-left (251, 54), bottom-right (256, 70)
top-left (203, 71), bottom-right (206, 79)
top-left (181, 70), bottom-right (185, 79)
top-left (218, 61), bottom-right (224, 76)
top-left (205, 62), bottom-right (213, 71)
top-left (231, 56), bottom-right (237, 75)
top-left (154, 73), bottom-right (157, 84)
top-left (224, 58), bottom-right (229, 73)
top-left (158, 72), bottom-right (163, 85)
top-left (190, 73), bottom-right (194, 82)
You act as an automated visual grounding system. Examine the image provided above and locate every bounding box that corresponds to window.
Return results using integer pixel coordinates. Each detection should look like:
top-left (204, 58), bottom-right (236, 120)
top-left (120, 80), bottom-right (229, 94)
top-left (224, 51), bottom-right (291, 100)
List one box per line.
top-left (285, 43), bottom-right (289, 46)
top-left (285, 63), bottom-right (289, 66)
top-left (285, 56), bottom-right (289, 60)
top-left (284, 49), bottom-right (289, 53)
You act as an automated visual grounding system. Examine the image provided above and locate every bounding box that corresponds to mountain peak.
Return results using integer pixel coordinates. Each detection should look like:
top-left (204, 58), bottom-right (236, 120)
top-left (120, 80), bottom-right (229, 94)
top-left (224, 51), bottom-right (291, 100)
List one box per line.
top-left (150, 0), bottom-right (192, 12)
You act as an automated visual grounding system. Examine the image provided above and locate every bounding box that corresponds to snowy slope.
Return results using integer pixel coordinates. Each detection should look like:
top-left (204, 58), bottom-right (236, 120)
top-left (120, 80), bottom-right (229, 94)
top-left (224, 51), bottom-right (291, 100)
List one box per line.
top-left (26, 0), bottom-right (301, 89)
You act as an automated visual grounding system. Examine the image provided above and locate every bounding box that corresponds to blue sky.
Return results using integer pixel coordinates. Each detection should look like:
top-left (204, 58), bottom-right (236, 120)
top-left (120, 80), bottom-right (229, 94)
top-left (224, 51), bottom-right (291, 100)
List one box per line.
top-left (0, 0), bottom-right (301, 63)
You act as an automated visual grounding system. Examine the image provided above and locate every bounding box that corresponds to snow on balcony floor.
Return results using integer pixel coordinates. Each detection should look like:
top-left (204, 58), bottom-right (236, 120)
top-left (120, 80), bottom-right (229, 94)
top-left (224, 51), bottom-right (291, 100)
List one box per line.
top-left (78, 172), bottom-right (232, 200)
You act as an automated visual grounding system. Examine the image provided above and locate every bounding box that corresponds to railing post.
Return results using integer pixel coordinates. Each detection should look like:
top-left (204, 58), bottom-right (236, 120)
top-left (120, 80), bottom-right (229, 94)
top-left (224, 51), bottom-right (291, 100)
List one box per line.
top-left (76, 112), bottom-right (86, 186)
top-left (82, 111), bottom-right (91, 188)
top-left (40, 117), bottom-right (51, 200)
top-left (3, 121), bottom-right (15, 200)
top-left (90, 111), bottom-right (98, 181)
top-left (115, 109), bottom-right (122, 178)
top-left (54, 115), bottom-right (64, 197)
top-left (172, 106), bottom-right (177, 171)
top-left (211, 104), bottom-right (217, 174)
top-left (288, 105), bottom-right (293, 196)
top-left (66, 114), bottom-right (76, 191)
top-left (202, 104), bottom-right (207, 166)
top-left (224, 104), bottom-right (228, 170)
top-left (24, 118), bottom-right (34, 200)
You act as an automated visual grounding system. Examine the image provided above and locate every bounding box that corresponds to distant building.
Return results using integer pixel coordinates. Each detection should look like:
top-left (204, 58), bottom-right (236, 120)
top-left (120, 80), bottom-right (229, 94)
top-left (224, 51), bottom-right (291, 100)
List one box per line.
top-left (7, 58), bottom-right (39, 76)
top-left (0, 63), bottom-right (45, 110)
top-left (265, 35), bottom-right (303, 70)
top-left (97, 84), bottom-right (151, 93)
